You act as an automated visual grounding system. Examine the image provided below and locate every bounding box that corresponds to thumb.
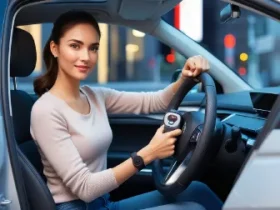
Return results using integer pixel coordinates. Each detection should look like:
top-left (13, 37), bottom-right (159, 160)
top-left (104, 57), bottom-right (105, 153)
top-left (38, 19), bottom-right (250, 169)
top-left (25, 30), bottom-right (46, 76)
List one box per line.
top-left (182, 70), bottom-right (194, 77)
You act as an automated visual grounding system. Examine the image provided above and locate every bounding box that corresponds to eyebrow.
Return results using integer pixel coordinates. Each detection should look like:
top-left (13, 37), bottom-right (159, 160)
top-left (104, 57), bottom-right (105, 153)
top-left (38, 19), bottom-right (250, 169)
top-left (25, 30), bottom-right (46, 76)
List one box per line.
top-left (68, 39), bottom-right (99, 46)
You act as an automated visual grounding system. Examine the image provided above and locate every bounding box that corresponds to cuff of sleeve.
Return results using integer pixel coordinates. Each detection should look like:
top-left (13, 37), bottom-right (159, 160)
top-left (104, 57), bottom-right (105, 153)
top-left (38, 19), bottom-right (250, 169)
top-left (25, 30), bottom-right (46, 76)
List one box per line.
top-left (108, 168), bottom-right (120, 188)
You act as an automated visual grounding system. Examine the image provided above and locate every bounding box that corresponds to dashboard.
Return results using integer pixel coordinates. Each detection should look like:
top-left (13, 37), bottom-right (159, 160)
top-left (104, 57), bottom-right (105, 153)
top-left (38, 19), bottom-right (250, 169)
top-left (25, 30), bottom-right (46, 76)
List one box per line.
top-left (180, 90), bottom-right (279, 152)
top-left (221, 91), bottom-right (277, 133)
top-left (222, 114), bottom-right (265, 133)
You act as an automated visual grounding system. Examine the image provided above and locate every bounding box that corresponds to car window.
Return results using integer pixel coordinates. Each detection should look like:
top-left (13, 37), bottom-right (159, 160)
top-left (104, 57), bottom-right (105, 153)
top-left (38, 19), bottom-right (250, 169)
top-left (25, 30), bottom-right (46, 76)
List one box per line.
top-left (15, 22), bottom-right (190, 94)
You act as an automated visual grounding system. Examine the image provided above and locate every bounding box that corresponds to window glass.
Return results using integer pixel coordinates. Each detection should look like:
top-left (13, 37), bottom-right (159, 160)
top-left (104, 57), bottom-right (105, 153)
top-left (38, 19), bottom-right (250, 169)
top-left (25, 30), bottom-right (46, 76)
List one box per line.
top-left (16, 23), bottom-right (187, 93)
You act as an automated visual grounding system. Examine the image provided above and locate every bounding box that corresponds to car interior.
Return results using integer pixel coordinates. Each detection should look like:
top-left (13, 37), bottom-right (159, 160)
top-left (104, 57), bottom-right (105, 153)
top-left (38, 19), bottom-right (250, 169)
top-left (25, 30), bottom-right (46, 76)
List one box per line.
top-left (3, 0), bottom-right (280, 210)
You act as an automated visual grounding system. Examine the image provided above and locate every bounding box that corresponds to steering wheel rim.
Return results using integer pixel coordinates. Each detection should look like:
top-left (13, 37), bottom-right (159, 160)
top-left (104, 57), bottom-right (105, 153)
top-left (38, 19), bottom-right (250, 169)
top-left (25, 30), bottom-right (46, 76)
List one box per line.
top-left (152, 72), bottom-right (217, 196)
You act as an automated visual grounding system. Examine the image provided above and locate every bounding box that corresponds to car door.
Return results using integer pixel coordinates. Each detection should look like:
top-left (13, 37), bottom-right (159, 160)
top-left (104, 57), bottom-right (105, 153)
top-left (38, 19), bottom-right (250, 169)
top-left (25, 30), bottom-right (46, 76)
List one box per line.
top-left (0, 0), bottom-right (31, 209)
top-left (0, 1), bottom-right (14, 209)
top-left (0, 104), bottom-right (21, 209)
top-left (223, 94), bottom-right (280, 210)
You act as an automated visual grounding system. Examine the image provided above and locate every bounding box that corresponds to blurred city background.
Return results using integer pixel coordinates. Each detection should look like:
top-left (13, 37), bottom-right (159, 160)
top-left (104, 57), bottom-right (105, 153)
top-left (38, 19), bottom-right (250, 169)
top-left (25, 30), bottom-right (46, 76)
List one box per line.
top-left (1, 0), bottom-right (280, 92)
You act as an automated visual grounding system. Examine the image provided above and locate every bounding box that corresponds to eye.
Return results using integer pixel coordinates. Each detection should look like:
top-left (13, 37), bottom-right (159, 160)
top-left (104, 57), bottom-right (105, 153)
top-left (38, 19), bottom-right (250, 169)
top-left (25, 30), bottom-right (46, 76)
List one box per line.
top-left (70, 43), bottom-right (80, 49)
top-left (90, 46), bottom-right (99, 52)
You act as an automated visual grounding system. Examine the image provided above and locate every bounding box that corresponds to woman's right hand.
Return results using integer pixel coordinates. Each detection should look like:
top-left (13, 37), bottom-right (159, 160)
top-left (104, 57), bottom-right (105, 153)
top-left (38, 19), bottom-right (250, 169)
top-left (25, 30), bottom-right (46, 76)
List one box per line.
top-left (112, 124), bottom-right (182, 186)
top-left (138, 125), bottom-right (182, 164)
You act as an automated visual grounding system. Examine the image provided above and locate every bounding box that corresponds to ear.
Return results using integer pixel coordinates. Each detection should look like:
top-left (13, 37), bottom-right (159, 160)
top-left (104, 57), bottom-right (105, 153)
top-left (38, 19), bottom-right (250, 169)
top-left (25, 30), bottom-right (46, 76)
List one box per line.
top-left (50, 40), bottom-right (58, 58)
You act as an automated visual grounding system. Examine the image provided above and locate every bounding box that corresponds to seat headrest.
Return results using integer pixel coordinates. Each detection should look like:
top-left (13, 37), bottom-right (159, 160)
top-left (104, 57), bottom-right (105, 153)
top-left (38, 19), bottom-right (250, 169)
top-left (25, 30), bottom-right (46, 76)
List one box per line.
top-left (10, 28), bottom-right (37, 77)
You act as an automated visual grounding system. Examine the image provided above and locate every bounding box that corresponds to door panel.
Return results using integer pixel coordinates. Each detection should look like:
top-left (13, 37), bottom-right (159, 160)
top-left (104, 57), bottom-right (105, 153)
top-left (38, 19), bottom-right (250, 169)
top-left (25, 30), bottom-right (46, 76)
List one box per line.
top-left (109, 115), bottom-right (161, 153)
top-left (108, 114), bottom-right (169, 201)
top-left (0, 110), bottom-right (21, 209)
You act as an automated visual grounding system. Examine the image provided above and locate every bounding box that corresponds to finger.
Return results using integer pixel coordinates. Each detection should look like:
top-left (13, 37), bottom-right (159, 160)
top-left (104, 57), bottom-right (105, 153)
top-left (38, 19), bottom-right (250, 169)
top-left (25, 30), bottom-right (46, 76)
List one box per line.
top-left (163, 145), bottom-right (175, 153)
top-left (172, 137), bottom-right (178, 142)
top-left (193, 67), bottom-right (201, 77)
top-left (205, 59), bottom-right (210, 70)
top-left (193, 57), bottom-right (203, 76)
top-left (157, 124), bottom-right (165, 133)
top-left (168, 138), bottom-right (177, 145)
top-left (165, 128), bottom-right (181, 138)
top-left (169, 129), bottom-right (182, 137)
top-left (166, 130), bottom-right (178, 138)
top-left (162, 149), bottom-right (175, 158)
top-left (185, 58), bottom-right (196, 71)
top-left (202, 59), bottom-right (209, 72)
top-left (182, 69), bottom-right (193, 77)
top-left (169, 150), bottom-right (175, 156)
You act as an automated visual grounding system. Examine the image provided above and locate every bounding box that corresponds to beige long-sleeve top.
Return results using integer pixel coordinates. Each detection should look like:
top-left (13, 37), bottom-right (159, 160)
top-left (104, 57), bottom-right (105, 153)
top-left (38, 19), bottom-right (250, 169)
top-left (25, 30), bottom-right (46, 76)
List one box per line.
top-left (30, 84), bottom-right (174, 203)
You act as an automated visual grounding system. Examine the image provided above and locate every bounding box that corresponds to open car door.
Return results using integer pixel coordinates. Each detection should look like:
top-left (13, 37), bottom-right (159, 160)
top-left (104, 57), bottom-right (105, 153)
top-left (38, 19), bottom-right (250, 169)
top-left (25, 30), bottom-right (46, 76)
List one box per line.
top-left (1, 0), bottom-right (31, 209)
top-left (223, 94), bottom-right (280, 209)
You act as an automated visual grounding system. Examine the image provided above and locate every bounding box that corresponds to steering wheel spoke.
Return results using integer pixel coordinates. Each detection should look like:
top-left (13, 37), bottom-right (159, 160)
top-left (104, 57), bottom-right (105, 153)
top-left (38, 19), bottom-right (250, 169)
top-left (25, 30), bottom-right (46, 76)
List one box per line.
top-left (163, 159), bottom-right (179, 183)
top-left (165, 151), bottom-right (193, 185)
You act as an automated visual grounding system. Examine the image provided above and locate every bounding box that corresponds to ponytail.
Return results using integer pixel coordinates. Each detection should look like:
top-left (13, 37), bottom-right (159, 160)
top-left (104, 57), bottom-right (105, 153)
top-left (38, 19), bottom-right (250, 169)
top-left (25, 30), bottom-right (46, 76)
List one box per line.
top-left (33, 38), bottom-right (58, 96)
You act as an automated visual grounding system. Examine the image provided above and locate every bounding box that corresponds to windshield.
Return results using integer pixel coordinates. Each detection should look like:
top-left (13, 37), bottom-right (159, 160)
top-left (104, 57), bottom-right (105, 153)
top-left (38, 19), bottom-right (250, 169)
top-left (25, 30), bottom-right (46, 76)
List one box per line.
top-left (198, 1), bottom-right (280, 89)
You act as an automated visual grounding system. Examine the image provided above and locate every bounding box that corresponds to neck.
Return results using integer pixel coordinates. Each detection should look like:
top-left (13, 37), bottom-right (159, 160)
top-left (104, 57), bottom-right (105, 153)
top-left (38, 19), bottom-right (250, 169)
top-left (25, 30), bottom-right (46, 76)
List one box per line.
top-left (51, 69), bottom-right (81, 100)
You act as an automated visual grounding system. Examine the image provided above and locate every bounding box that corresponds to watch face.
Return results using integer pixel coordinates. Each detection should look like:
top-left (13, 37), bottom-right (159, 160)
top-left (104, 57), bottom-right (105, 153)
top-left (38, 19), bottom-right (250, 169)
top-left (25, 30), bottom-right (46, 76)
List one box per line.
top-left (134, 156), bottom-right (142, 166)
top-left (131, 152), bottom-right (144, 170)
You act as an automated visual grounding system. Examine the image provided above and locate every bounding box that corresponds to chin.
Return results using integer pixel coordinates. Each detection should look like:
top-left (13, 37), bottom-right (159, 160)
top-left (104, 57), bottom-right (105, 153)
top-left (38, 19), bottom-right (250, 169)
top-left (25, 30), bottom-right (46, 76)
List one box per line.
top-left (76, 75), bottom-right (88, 81)
top-left (72, 72), bottom-right (90, 80)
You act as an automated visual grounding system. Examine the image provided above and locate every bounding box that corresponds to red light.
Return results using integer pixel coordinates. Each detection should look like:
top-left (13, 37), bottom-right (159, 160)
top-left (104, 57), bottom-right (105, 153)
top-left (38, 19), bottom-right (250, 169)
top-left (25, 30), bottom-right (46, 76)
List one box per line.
top-left (224, 34), bottom-right (236, 49)
top-left (174, 5), bottom-right (180, 29)
top-left (166, 54), bottom-right (175, 63)
top-left (238, 67), bottom-right (247, 75)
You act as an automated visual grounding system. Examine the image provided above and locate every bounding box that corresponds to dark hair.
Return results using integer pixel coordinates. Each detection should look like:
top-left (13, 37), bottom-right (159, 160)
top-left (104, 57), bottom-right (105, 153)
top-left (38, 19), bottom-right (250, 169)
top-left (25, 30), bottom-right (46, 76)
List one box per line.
top-left (33, 10), bottom-right (101, 96)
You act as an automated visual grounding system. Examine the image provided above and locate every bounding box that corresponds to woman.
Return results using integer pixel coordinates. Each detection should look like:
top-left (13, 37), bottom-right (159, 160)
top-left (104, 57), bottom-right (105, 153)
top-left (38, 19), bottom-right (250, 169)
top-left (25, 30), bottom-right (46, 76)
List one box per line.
top-left (30, 10), bottom-right (223, 210)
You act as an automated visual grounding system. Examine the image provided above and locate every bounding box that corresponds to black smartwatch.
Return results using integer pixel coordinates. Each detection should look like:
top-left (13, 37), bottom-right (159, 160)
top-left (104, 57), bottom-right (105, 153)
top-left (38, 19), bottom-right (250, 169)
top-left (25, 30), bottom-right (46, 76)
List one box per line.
top-left (130, 152), bottom-right (145, 171)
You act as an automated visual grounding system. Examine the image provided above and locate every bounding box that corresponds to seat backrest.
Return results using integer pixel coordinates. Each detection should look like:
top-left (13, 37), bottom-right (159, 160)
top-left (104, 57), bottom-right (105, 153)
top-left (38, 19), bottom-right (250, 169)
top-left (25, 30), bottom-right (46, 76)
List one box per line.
top-left (10, 27), bottom-right (56, 210)
top-left (10, 89), bottom-right (45, 180)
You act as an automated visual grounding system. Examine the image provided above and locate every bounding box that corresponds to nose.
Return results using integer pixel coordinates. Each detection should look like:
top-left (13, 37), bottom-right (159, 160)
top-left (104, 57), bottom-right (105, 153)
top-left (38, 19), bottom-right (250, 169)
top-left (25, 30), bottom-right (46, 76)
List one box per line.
top-left (80, 49), bottom-right (90, 61)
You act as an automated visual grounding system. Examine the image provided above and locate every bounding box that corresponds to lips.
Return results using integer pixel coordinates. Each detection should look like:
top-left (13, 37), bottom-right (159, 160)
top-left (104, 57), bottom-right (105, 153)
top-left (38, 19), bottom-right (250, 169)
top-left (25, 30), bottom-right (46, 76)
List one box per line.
top-left (75, 65), bottom-right (89, 72)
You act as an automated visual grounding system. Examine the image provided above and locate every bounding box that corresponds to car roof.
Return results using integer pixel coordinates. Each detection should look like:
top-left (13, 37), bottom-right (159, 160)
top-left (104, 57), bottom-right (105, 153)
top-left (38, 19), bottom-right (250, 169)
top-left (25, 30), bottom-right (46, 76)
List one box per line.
top-left (13, 0), bottom-right (179, 29)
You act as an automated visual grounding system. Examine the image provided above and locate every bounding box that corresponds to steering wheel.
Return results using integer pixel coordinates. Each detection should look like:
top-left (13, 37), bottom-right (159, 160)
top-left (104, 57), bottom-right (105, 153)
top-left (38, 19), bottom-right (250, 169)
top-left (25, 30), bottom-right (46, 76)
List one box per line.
top-left (152, 72), bottom-right (217, 196)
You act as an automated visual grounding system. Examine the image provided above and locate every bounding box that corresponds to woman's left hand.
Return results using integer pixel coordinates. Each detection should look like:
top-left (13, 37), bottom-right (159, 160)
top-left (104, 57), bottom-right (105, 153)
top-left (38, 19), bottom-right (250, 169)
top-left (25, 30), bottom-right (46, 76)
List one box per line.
top-left (180, 55), bottom-right (210, 79)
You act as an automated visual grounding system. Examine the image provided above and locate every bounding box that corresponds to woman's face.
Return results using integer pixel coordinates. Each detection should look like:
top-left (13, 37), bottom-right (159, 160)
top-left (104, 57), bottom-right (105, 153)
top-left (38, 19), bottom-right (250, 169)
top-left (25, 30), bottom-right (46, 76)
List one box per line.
top-left (51, 23), bottom-right (100, 81)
